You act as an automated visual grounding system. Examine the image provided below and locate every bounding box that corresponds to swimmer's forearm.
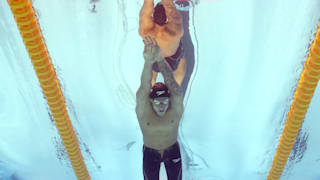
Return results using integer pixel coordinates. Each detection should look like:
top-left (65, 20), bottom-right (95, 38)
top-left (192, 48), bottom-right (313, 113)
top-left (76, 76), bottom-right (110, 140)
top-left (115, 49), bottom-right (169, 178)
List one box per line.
top-left (157, 59), bottom-right (182, 96)
top-left (140, 61), bottom-right (153, 90)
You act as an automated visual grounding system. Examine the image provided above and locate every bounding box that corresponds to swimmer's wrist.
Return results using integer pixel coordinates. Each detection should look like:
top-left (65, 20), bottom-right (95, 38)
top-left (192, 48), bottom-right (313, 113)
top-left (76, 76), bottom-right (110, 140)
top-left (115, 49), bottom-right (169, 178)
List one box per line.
top-left (144, 59), bottom-right (154, 64)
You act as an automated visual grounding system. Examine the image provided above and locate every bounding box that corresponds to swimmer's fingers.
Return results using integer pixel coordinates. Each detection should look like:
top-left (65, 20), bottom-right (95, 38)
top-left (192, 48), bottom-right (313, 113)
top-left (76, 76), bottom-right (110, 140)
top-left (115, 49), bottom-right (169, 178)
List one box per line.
top-left (142, 38), bottom-right (148, 45)
top-left (149, 36), bottom-right (158, 46)
top-left (142, 38), bottom-right (149, 45)
top-left (145, 36), bottom-right (152, 45)
top-left (143, 36), bottom-right (157, 46)
top-left (151, 38), bottom-right (157, 46)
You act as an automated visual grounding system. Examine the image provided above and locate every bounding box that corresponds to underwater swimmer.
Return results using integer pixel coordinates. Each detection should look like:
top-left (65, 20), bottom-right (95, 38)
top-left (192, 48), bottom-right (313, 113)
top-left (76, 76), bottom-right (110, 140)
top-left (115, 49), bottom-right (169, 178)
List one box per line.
top-left (139, 0), bottom-right (186, 86)
top-left (136, 41), bottom-right (184, 180)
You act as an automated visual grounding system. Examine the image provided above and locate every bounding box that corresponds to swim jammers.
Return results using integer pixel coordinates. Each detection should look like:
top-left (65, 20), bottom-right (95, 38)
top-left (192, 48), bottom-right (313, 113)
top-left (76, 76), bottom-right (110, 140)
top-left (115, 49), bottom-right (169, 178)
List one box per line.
top-left (143, 141), bottom-right (182, 180)
top-left (152, 40), bottom-right (184, 72)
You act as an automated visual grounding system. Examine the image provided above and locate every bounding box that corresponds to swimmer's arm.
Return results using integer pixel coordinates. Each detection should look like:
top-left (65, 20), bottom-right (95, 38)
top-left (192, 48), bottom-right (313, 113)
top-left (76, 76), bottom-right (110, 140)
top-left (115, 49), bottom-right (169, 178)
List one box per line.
top-left (137, 61), bottom-right (153, 101)
top-left (139, 0), bottom-right (155, 35)
top-left (136, 60), bottom-right (153, 117)
top-left (156, 58), bottom-right (183, 107)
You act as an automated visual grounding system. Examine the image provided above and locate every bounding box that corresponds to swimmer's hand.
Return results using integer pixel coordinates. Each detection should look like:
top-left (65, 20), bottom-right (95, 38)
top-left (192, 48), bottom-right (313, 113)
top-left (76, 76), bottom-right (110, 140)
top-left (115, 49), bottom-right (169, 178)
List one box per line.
top-left (143, 41), bottom-right (162, 63)
top-left (143, 44), bottom-right (157, 63)
top-left (142, 36), bottom-right (157, 46)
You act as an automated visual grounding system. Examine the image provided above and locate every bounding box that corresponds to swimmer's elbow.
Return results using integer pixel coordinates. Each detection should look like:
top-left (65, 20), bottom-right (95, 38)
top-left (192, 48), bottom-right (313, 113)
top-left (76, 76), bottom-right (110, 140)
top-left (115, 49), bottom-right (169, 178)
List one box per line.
top-left (176, 22), bottom-right (184, 35)
top-left (139, 25), bottom-right (154, 37)
top-left (178, 27), bottom-right (184, 38)
top-left (180, 25), bottom-right (184, 37)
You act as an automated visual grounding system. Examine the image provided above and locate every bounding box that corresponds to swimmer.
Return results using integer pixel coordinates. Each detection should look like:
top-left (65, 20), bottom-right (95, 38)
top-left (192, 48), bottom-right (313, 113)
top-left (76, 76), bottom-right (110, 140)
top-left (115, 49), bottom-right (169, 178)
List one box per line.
top-left (139, 0), bottom-right (186, 86)
top-left (136, 41), bottom-right (184, 180)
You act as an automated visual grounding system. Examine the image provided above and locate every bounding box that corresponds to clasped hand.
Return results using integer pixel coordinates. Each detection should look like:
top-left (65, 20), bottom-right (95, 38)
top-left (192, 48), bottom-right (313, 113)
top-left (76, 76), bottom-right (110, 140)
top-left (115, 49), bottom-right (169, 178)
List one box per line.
top-left (143, 36), bottom-right (162, 63)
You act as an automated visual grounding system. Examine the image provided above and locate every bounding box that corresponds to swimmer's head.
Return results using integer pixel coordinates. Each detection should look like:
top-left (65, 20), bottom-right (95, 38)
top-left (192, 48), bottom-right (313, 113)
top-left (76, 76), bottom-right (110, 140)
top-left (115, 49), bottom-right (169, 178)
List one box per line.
top-left (153, 2), bottom-right (168, 26)
top-left (149, 82), bottom-right (170, 99)
top-left (149, 82), bottom-right (170, 117)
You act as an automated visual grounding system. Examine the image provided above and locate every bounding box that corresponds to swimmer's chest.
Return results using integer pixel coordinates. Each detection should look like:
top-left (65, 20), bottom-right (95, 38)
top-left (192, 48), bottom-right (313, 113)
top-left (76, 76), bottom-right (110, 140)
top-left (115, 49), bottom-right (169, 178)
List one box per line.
top-left (139, 110), bottom-right (179, 134)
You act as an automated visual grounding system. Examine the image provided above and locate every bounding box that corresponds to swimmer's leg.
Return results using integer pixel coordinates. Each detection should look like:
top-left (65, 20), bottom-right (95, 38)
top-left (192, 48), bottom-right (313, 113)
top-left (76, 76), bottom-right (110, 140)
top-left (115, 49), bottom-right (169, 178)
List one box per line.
top-left (143, 146), bottom-right (162, 180)
top-left (163, 143), bottom-right (183, 180)
top-left (173, 56), bottom-right (186, 86)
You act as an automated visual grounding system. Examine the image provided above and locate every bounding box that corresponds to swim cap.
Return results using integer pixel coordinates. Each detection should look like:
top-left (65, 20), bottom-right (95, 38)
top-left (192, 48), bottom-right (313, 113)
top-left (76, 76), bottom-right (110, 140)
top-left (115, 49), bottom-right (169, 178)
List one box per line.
top-left (149, 82), bottom-right (170, 99)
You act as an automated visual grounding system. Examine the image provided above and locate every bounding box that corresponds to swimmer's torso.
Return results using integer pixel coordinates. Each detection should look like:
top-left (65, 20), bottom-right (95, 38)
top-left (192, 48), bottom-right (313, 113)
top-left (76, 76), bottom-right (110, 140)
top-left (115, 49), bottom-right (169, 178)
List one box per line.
top-left (137, 105), bottom-right (182, 152)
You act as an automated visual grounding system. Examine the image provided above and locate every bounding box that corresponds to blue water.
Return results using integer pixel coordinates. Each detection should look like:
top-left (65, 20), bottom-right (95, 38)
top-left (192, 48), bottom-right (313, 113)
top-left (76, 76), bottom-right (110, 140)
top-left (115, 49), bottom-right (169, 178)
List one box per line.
top-left (0, 0), bottom-right (320, 179)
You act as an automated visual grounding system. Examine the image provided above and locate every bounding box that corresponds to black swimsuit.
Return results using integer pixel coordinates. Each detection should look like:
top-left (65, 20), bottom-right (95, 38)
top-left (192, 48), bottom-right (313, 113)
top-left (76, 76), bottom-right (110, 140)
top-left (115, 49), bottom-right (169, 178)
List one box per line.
top-left (143, 141), bottom-right (182, 180)
top-left (152, 40), bottom-right (184, 72)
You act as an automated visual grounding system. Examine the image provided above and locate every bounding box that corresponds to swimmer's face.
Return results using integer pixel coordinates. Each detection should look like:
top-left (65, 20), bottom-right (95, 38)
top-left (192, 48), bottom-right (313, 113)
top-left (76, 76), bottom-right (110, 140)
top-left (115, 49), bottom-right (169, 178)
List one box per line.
top-left (150, 97), bottom-right (170, 117)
